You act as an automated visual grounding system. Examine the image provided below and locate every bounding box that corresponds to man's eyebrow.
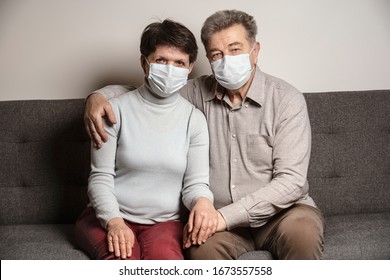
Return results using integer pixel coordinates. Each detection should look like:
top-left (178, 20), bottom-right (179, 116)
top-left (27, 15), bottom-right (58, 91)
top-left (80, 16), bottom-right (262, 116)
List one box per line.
top-left (208, 47), bottom-right (221, 53)
top-left (207, 42), bottom-right (244, 54)
top-left (228, 42), bottom-right (243, 48)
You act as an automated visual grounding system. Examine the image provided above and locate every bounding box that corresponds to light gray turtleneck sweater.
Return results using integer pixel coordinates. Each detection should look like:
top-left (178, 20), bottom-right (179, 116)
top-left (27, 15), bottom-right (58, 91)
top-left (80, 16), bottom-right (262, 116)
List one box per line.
top-left (88, 83), bottom-right (213, 228)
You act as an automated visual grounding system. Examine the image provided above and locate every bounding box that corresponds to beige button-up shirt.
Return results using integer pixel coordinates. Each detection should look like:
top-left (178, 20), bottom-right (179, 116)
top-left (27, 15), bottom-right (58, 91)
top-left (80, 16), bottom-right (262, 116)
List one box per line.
top-left (98, 67), bottom-right (316, 230)
top-left (182, 67), bottom-right (316, 230)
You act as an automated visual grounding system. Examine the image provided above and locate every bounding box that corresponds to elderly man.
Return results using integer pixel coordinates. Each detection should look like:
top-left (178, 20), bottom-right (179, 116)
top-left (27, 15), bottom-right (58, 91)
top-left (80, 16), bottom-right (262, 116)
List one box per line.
top-left (85, 9), bottom-right (324, 259)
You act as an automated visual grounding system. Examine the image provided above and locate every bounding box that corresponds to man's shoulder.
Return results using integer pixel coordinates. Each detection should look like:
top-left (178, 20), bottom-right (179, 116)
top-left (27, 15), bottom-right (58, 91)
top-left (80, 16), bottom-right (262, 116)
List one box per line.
top-left (187, 75), bottom-right (216, 94)
top-left (262, 71), bottom-right (301, 96)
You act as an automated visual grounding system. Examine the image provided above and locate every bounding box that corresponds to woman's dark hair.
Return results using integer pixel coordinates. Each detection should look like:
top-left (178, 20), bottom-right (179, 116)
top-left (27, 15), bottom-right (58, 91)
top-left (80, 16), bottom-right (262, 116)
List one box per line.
top-left (140, 19), bottom-right (198, 63)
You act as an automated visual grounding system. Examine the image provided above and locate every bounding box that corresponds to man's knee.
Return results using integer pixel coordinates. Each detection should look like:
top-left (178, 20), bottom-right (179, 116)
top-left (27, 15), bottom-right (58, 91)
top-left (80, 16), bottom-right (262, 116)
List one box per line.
top-left (277, 205), bottom-right (324, 259)
top-left (186, 230), bottom-right (253, 260)
top-left (186, 235), bottom-right (232, 260)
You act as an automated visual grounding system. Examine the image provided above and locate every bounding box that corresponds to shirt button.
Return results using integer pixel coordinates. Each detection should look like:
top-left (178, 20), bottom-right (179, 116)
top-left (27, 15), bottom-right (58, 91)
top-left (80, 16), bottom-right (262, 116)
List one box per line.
top-left (231, 185), bottom-right (236, 189)
top-left (245, 104), bottom-right (249, 108)
top-left (232, 134), bottom-right (236, 138)
top-left (233, 158), bottom-right (238, 163)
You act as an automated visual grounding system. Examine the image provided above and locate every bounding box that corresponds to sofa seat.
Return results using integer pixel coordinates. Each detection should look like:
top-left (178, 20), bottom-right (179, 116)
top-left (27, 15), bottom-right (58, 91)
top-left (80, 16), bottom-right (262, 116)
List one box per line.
top-left (0, 224), bottom-right (89, 260)
top-left (323, 212), bottom-right (390, 259)
top-left (238, 212), bottom-right (390, 260)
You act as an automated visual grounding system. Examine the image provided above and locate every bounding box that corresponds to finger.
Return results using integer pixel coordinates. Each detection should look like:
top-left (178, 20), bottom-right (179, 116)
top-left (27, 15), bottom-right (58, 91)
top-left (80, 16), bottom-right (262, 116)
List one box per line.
top-left (201, 224), bottom-right (213, 243)
top-left (125, 230), bottom-right (134, 258)
top-left (119, 238), bottom-right (127, 259)
top-left (187, 211), bottom-right (195, 233)
top-left (211, 217), bottom-right (218, 235)
top-left (107, 236), bottom-right (114, 253)
top-left (113, 238), bottom-right (121, 258)
top-left (196, 219), bottom-right (209, 245)
top-left (93, 115), bottom-right (108, 143)
top-left (104, 104), bottom-right (117, 125)
top-left (126, 240), bottom-right (133, 258)
top-left (191, 213), bottom-right (204, 243)
top-left (88, 121), bottom-right (102, 148)
top-left (182, 224), bottom-right (192, 249)
top-left (84, 118), bottom-right (92, 140)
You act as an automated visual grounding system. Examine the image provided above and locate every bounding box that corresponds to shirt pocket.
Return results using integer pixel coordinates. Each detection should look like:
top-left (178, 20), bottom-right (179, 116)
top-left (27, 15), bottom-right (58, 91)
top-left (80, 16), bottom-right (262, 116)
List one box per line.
top-left (246, 134), bottom-right (274, 172)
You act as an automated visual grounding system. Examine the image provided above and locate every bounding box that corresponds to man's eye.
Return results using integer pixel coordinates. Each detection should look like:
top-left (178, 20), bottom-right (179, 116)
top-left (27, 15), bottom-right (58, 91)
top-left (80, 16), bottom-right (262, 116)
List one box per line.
top-left (211, 53), bottom-right (222, 61)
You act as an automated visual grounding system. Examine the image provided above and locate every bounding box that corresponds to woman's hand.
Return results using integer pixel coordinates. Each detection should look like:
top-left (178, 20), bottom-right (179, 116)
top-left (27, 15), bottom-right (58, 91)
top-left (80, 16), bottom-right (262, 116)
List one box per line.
top-left (106, 217), bottom-right (135, 259)
top-left (183, 197), bottom-right (219, 248)
top-left (84, 93), bottom-right (116, 148)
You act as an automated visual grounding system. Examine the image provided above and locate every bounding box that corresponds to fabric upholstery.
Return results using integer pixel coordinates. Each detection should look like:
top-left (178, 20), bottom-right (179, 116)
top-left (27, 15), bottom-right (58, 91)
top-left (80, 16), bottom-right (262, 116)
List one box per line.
top-left (0, 90), bottom-right (389, 259)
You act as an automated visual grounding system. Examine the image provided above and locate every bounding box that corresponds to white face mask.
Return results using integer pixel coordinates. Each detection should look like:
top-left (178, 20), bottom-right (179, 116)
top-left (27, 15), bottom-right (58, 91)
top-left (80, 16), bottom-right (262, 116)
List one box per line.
top-left (211, 46), bottom-right (255, 90)
top-left (146, 60), bottom-right (189, 98)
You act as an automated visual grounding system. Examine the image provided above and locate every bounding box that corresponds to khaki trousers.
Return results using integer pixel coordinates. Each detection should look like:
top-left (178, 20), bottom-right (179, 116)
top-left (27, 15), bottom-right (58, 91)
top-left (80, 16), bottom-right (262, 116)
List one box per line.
top-left (186, 204), bottom-right (325, 260)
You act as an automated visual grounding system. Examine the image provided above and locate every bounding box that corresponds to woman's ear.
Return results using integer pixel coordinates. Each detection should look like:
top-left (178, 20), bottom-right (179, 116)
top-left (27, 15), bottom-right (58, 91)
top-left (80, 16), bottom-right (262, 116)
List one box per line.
top-left (188, 62), bottom-right (195, 74)
top-left (140, 55), bottom-right (147, 74)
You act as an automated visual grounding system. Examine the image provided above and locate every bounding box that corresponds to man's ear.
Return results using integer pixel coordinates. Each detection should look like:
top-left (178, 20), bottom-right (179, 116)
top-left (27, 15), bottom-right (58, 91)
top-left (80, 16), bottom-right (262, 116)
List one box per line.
top-left (254, 41), bottom-right (261, 57)
top-left (252, 41), bottom-right (261, 66)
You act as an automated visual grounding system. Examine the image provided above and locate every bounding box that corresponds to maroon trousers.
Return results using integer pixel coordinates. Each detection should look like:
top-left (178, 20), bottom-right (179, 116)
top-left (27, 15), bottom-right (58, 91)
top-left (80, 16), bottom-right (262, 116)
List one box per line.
top-left (74, 207), bottom-right (184, 260)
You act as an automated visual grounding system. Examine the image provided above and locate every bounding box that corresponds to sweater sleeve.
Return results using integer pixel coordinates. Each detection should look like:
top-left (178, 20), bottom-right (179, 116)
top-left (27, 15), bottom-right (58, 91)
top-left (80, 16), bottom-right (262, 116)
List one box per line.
top-left (181, 107), bottom-right (214, 210)
top-left (87, 98), bottom-right (122, 228)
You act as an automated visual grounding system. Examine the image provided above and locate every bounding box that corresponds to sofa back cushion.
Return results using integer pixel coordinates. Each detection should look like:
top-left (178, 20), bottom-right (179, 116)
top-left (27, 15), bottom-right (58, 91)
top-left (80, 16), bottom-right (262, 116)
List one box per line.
top-left (0, 99), bottom-right (90, 225)
top-left (305, 90), bottom-right (390, 216)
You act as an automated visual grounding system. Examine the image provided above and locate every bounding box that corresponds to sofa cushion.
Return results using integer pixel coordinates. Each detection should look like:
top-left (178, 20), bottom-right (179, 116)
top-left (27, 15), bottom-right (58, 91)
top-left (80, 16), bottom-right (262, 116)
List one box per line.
top-left (0, 224), bottom-right (89, 259)
top-left (323, 212), bottom-right (390, 259)
top-left (304, 90), bottom-right (390, 217)
top-left (0, 99), bottom-right (90, 225)
top-left (238, 212), bottom-right (390, 260)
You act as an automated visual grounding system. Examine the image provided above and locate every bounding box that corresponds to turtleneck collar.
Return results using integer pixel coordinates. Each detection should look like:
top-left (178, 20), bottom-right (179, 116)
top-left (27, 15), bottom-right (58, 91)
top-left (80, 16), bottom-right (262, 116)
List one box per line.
top-left (138, 78), bottom-right (180, 105)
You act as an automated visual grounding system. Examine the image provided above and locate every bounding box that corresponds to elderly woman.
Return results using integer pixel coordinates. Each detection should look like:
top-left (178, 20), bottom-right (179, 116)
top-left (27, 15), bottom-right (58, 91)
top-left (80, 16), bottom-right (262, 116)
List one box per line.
top-left (74, 19), bottom-right (217, 260)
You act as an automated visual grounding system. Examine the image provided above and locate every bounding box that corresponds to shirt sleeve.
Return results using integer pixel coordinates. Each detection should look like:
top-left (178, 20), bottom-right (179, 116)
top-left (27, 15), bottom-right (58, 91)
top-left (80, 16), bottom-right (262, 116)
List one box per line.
top-left (219, 92), bottom-right (312, 229)
top-left (181, 107), bottom-right (214, 210)
top-left (87, 98), bottom-right (122, 228)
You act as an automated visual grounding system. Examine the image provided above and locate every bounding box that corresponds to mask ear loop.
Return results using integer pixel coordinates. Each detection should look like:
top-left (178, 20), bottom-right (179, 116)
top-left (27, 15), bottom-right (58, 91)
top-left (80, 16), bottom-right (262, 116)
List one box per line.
top-left (249, 43), bottom-right (257, 56)
top-left (247, 44), bottom-right (256, 73)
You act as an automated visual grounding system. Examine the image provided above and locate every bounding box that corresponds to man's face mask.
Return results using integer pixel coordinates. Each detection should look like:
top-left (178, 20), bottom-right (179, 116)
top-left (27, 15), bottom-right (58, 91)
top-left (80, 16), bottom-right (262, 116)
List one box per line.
top-left (146, 59), bottom-right (189, 98)
top-left (211, 45), bottom-right (255, 90)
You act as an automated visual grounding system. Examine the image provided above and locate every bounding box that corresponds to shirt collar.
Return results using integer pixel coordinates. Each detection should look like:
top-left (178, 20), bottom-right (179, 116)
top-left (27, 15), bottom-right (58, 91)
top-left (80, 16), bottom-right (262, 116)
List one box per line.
top-left (245, 66), bottom-right (265, 106)
top-left (204, 66), bottom-right (265, 106)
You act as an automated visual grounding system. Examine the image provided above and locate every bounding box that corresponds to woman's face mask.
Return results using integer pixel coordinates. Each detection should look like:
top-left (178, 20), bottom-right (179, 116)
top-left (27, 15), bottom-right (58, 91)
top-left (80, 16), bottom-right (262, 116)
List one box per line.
top-left (211, 45), bottom-right (255, 90)
top-left (146, 59), bottom-right (190, 98)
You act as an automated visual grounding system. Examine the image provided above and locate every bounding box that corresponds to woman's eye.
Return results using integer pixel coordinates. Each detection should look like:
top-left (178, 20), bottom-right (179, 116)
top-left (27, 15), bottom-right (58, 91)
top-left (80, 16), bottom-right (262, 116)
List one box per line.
top-left (156, 59), bottom-right (167, 64)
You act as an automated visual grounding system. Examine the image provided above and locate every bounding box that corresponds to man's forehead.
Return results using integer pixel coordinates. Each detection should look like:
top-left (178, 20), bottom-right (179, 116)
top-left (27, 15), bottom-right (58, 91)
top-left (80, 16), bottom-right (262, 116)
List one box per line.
top-left (207, 26), bottom-right (250, 51)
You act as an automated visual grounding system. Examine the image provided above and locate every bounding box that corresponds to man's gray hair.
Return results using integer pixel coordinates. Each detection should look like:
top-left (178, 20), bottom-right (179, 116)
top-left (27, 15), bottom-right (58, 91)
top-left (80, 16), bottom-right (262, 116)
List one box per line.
top-left (201, 10), bottom-right (258, 50)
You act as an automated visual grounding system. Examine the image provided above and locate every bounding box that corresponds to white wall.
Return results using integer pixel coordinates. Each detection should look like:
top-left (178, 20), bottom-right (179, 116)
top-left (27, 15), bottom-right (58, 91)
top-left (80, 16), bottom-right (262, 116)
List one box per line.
top-left (0, 0), bottom-right (389, 101)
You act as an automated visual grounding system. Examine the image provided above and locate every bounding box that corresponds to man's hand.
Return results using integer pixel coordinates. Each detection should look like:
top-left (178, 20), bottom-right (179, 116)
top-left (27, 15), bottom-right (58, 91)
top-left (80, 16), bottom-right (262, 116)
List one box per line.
top-left (84, 93), bottom-right (116, 148)
top-left (106, 217), bottom-right (135, 259)
top-left (183, 197), bottom-right (218, 248)
top-left (183, 208), bottom-right (228, 249)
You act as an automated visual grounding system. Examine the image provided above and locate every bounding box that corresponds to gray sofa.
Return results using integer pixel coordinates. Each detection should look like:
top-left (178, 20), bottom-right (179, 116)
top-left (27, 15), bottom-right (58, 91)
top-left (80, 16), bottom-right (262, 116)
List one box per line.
top-left (1, 90), bottom-right (389, 260)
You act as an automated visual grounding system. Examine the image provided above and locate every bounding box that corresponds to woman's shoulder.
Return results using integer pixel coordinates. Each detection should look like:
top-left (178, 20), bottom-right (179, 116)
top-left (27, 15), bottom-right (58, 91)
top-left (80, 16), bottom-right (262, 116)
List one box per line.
top-left (110, 89), bottom-right (139, 108)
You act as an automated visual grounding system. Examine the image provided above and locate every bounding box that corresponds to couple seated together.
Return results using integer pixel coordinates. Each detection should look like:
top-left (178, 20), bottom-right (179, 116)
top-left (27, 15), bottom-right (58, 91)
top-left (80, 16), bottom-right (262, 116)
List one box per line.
top-left (75, 9), bottom-right (324, 260)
